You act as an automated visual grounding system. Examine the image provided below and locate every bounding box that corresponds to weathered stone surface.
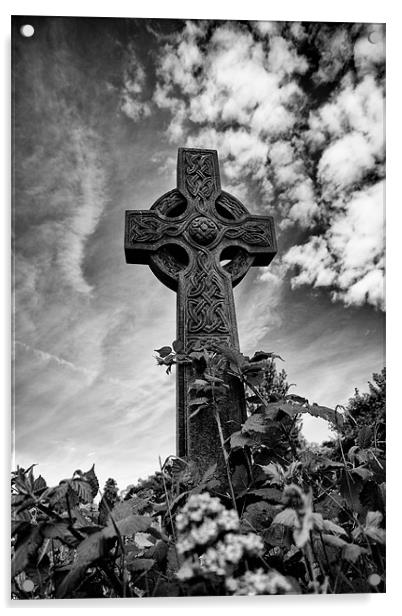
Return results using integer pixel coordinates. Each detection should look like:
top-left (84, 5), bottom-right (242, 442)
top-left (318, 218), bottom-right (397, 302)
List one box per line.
top-left (125, 148), bottom-right (277, 483)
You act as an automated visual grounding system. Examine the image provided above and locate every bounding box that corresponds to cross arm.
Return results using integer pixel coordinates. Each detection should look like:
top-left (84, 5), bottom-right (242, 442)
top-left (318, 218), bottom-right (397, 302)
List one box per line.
top-left (219, 214), bottom-right (277, 267)
top-left (125, 209), bottom-right (183, 265)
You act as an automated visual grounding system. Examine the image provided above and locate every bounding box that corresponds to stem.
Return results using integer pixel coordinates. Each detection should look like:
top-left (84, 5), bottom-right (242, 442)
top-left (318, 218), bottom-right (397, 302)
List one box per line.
top-left (214, 406), bottom-right (237, 512)
top-left (158, 457), bottom-right (176, 542)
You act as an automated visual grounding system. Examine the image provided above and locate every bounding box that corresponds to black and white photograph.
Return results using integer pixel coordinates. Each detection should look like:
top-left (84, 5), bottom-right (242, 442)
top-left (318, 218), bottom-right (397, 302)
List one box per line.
top-left (11, 12), bottom-right (385, 600)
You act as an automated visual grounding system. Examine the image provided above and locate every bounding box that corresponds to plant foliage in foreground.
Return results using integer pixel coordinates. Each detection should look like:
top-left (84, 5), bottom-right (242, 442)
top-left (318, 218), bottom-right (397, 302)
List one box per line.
top-left (11, 344), bottom-right (385, 598)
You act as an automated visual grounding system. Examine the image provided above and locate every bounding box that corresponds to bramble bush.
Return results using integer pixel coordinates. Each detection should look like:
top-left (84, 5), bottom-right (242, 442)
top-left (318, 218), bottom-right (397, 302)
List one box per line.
top-left (11, 343), bottom-right (385, 598)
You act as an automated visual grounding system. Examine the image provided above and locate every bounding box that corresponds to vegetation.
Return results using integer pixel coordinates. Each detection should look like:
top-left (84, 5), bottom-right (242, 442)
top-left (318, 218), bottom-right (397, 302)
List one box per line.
top-left (11, 343), bottom-right (385, 598)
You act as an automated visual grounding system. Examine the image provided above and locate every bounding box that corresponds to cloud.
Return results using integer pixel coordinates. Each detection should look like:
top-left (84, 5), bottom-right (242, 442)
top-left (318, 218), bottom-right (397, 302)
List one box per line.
top-left (284, 181), bottom-right (385, 309)
top-left (153, 20), bottom-right (315, 225)
top-left (118, 43), bottom-right (152, 121)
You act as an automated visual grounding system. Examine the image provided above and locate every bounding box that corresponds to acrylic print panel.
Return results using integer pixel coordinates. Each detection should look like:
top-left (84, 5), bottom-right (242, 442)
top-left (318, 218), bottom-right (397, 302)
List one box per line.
top-left (11, 16), bottom-right (385, 599)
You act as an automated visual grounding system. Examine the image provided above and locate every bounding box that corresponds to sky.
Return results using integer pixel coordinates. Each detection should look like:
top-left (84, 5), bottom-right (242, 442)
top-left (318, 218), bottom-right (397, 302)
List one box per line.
top-left (12, 16), bottom-right (385, 491)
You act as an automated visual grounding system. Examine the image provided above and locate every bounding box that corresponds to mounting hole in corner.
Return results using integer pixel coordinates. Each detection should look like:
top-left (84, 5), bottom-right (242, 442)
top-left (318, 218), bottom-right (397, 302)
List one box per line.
top-left (20, 24), bottom-right (35, 38)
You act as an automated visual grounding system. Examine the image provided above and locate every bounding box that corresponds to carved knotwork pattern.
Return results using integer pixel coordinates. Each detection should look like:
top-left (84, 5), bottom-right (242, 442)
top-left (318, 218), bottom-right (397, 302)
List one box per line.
top-left (224, 249), bottom-right (253, 280)
top-left (152, 246), bottom-right (184, 278)
top-left (187, 251), bottom-right (230, 335)
top-left (215, 191), bottom-right (247, 220)
top-left (184, 152), bottom-right (216, 210)
top-left (152, 189), bottom-right (187, 216)
top-left (128, 215), bottom-right (182, 244)
top-left (224, 221), bottom-right (272, 246)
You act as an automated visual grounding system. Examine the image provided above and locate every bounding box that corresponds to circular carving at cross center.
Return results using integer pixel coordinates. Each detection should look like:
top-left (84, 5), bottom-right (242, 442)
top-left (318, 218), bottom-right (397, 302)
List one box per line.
top-left (188, 216), bottom-right (218, 245)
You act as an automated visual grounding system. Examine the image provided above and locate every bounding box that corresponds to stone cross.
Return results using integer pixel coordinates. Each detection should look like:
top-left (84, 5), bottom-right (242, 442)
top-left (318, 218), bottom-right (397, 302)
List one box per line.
top-left (125, 148), bottom-right (277, 482)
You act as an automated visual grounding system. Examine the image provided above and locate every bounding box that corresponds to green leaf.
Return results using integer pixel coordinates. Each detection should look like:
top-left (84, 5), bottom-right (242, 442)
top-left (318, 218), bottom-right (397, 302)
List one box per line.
top-left (322, 519), bottom-right (347, 536)
top-left (243, 413), bottom-right (269, 434)
top-left (242, 501), bottom-right (277, 531)
top-left (363, 511), bottom-right (385, 543)
top-left (201, 463), bottom-right (217, 484)
top-left (286, 394), bottom-right (308, 405)
top-left (46, 481), bottom-right (69, 506)
top-left (172, 339), bottom-right (184, 353)
top-left (272, 508), bottom-right (298, 527)
top-left (41, 522), bottom-right (76, 543)
top-left (352, 466), bottom-right (373, 481)
top-left (71, 479), bottom-right (93, 504)
top-left (230, 430), bottom-right (257, 448)
top-left (247, 487), bottom-right (283, 502)
top-left (357, 425), bottom-right (373, 448)
top-left (128, 557), bottom-right (156, 573)
top-left (154, 346), bottom-right (173, 358)
top-left (33, 475), bottom-right (47, 494)
top-left (166, 544), bottom-right (180, 575)
top-left (188, 397), bottom-right (209, 407)
top-left (259, 463), bottom-right (285, 486)
top-left (308, 403), bottom-right (344, 427)
top-left (11, 525), bottom-right (43, 577)
top-left (56, 530), bottom-right (108, 598)
top-left (321, 534), bottom-right (348, 548)
top-left (342, 543), bottom-right (368, 562)
top-left (145, 540), bottom-right (168, 564)
top-left (107, 514), bottom-right (153, 537)
top-left (80, 464), bottom-right (99, 498)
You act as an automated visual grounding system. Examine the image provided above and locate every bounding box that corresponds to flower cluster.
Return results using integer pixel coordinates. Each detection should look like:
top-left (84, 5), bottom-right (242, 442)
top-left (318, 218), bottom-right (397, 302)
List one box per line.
top-left (175, 493), bottom-right (264, 582)
top-left (176, 493), bottom-right (239, 554)
top-left (201, 532), bottom-right (264, 576)
top-left (225, 569), bottom-right (292, 595)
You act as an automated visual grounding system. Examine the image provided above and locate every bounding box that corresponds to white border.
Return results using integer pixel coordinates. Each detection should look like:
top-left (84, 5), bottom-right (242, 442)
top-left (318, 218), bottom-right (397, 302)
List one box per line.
top-left (2, 1), bottom-right (400, 614)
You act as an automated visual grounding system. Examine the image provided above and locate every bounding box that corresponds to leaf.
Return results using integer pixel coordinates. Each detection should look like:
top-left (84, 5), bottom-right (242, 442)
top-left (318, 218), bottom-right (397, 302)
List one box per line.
top-left (33, 475), bottom-right (47, 494)
top-left (357, 425), bottom-right (373, 448)
top-left (272, 508), bottom-right (298, 527)
top-left (11, 525), bottom-right (43, 577)
top-left (56, 530), bottom-right (108, 598)
top-left (188, 396), bottom-right (209, 407)
top-left (80, 464), bottom-right (99, 499)
top-left (342, 543), bottom-right (368, 563)
top-left (247, 487), bottom-right (283, 502)
top-left (352, 466), bottom-right (373, 481)
top-left (311, 512), bottom-right (325, 531)
top-left (71, 479), bottom-right (93, 504)
top-left (242, 413), bottom-right (269, 434)
top-left (201, 463), bottom-right (217, 484)
top-left (188, 379), bottom-right (209, 395)
top-left (308, 403), bottom-right (344, 427)
top-left (41, 522), bottom-right (76, 543)
top-left (172, 339), bottom-right (184, 353)
top-left (231, 464), bottom-right (249, 493)
top-left (340, 470), bottom-right (363, 512)
top-left (166, 544), bottom-right (180, 575)
top-left (262, 523), bottom-right (292, 549)
top-left (286, 394), bottom-right (308, 405)
top-left (259, 463), bottom-right (285, 486)
top-left (214, 344), bottom-right (247, 370)
top-left (128, 557), bottom-right (156, 573)
top-left (154, 346), bottom-right (173, 358)
top-left (242, 501), bottom-right (276, 531)
top-left (321, 534), bottom-right (348, 548)
top-left (230, 430), bottom-right (257, 449)
top-left (366, 510), bottom-right (383, 527)
top-left (145, 540), bottom-right (168, 564)
top-left (46, 481), bottom-right (69, 506)
top-left (107, 514), bottom-right (153, 537)
top-left (322, 519), bottom-right (347, 536)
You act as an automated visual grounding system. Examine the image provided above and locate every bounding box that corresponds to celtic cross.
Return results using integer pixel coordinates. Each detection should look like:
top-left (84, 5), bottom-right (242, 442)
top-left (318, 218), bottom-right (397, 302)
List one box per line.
top-left (125, 148), bottom-right (277, 482)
